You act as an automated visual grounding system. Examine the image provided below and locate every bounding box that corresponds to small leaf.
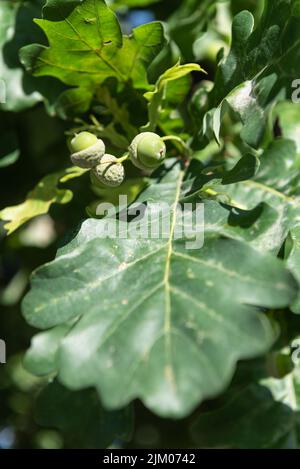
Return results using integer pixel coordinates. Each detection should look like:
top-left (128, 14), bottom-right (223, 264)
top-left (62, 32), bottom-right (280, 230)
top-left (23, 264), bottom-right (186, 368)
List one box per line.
top-left (0, 167), bottom-right (86, 235)
top-left (143, 62), bottom-right (205, 131)
top-left (205, 79), bottom-right (276, 148)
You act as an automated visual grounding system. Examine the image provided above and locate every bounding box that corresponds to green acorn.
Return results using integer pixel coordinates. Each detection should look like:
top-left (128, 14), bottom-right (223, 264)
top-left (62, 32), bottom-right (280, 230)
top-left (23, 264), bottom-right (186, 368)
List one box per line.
top-left (129, 132), bottom-right (166, 171)
top-left (70, 131), bottom-right (105, 168)
top-left (92, 154), bottom-right (125, 187)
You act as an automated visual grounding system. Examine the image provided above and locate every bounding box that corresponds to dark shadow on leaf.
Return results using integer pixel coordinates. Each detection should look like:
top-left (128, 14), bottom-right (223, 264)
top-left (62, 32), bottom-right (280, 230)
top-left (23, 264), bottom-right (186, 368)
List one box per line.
top-left (56, 219), bottom-right (84, 252)
top-left (3, 2), bottom-right (46, 69)
top-left (43, 0), bottom-right (83, 21)
top-left (191, 382), bottom-right (299, 449)
top-left (226, 203), bottom-right (265, 229)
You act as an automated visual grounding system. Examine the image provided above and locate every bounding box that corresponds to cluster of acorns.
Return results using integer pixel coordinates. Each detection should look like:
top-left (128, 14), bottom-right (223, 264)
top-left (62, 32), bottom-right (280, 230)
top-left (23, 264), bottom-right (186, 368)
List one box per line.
top-left (69, 131), bottom-right (167, 187)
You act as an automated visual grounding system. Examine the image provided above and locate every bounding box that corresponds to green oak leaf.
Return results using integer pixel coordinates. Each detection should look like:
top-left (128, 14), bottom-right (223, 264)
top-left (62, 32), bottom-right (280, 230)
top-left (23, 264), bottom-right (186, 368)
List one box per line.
top-left (219, 139), bottom-right (300, 253)
top-left (200, 1), bottom-right (300, 148)
top-left (212, 2), bottom-right (298, 102)
top-left (24, 323), bottom-right (72, 376)
top-left (191, 373), bottom-right (300, 449)
top-left (36, 380), bottom-right (133, 448)
top-left (20, 0), bottom-right (165, 115)
top-left (182, 158), bottom-right (291, 254)
top-left (22, 161), bottom-right (297, 418)
top-left (0, 166), bottom-right (86, 235)
top-left (216, 138), bottom-right (300, 313)
top-left (204, 77), bottom-right (277, 148)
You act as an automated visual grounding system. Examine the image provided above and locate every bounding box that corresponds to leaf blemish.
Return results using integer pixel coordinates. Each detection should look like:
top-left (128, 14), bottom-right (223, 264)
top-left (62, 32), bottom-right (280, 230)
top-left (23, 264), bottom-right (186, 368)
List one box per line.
top-left (118, 262), bottom-right (128, 271)
top-left (205, 280), bottom-right (214, 287)
top-left (186, 268), bottom-right (195, 279)
top-left (164, 365), bottom-right (176, 388)
top-left (106, 358), bottom-right (113, 368)
top-left (84, 18), bottom-right (96, 24)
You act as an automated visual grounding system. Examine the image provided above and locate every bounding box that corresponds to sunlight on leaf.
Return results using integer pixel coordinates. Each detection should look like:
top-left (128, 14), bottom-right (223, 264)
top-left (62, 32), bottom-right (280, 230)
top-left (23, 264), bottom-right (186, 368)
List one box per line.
top-left (0, 167), bottom-right (86, 235)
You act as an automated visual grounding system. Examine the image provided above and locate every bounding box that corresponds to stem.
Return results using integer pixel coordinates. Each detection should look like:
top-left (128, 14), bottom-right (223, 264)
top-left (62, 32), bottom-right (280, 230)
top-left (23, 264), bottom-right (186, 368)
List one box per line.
top-left (161, 135), bottom-right (191, 157)
top-left (65, 115), bottom-right (104, 137)
top-left (203, 188), bottom-right (218, 197)
top-left (201, 188), bottom-right (248, 210)
top-left (115, 152), bottom-right (129, 164)
top-left (90, 114), bottom-right (102, 128)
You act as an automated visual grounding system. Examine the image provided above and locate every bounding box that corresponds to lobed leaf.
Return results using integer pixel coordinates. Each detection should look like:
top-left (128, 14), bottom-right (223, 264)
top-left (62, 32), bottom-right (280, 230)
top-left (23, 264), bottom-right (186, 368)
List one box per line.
top-left (20, 0), bottom-right (165, 114)
top-left (23, 162), bottom-right (297, 417)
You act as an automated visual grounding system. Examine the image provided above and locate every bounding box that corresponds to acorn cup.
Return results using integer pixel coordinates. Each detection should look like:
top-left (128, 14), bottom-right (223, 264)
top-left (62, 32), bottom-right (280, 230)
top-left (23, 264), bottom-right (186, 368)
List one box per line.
top-left (92, 154), bottom-right (125, 188)
top-left (70, 131), bottom-right (105, 169)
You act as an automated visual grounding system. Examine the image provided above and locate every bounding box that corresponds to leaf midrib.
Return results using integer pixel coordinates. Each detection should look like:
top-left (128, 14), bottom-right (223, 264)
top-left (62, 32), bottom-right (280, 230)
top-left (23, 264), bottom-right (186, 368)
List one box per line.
top-left (60, 168), bottom-right (185, 393)
top-left (162, 169), bottom-right (185, 390)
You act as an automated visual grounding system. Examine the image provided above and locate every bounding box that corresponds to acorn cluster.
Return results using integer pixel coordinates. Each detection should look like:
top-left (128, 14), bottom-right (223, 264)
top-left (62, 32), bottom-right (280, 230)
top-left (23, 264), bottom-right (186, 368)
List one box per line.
top-left (69, 131), bottom-right (166, 187)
